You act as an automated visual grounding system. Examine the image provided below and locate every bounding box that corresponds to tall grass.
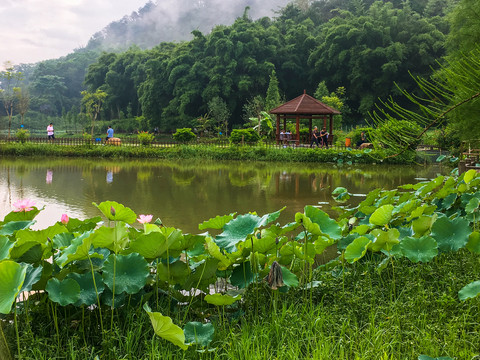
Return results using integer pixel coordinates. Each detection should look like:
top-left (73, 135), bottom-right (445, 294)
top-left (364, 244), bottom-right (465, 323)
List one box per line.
top-left (4, 250), bottom-right (479, 359)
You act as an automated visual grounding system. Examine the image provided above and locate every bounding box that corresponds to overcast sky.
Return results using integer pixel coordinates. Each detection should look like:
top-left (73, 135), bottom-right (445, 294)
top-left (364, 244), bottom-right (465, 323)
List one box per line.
top-left (0, 0), bottom-right (148, 69)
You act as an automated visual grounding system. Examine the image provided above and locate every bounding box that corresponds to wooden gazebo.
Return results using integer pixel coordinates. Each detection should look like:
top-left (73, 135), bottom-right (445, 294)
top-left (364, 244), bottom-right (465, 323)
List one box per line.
top-left (270, 91), bottom-right (341, 145)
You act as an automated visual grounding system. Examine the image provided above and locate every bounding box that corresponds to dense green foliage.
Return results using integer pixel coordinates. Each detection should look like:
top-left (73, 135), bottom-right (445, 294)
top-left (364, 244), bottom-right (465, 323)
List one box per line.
top-left (229, 129), bottom-right (260, 143)
top-left (172, 128), bottom-right (196, 143)
top-left (1, 0), bottom-right (456, 136)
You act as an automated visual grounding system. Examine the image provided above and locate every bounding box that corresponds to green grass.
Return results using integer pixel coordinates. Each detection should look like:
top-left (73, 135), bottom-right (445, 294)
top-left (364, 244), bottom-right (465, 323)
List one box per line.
top-left (4, 251), bottom-right (479, 359)
top-left (0, 142), bottom-right (416, 164)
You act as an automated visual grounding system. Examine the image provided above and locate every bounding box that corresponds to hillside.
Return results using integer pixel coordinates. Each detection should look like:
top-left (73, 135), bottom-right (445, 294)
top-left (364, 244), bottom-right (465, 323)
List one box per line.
top-left (86, 0), bottom-right (291, 51)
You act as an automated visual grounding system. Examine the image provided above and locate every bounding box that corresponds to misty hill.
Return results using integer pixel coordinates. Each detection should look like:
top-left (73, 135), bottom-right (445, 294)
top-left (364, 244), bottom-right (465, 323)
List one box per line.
top-left (86, 0), bottom-right (291, 51)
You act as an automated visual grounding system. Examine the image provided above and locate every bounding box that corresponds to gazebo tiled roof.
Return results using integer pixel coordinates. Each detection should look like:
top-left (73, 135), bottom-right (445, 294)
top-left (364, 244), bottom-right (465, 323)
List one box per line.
top-left (270, 91), bottom-right (341, 115)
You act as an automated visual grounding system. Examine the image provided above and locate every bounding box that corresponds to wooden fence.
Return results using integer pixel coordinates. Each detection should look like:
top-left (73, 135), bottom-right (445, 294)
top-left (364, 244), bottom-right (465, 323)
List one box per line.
top-left (0, 135), bottom-right (353, 150)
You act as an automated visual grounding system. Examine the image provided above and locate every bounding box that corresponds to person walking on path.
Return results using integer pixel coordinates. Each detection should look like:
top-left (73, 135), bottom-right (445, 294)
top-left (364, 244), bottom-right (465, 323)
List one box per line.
top-left (47, 123), bottom-right (55, 140)
top-left (310, 126), bottom-right (320, 148)
top-left (106, 125), bottom-right (114, 143)
top-left (319, 127), bottom-right (329, 148)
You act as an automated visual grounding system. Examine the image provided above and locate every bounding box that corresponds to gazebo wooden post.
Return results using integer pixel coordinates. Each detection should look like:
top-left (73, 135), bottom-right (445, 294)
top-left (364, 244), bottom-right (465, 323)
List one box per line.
top-left (276, 114), bottom-right (280, 144)
top-left (329, 114), bottom-right (333, 146)
top-left (283, 117), bottom-right (286, 132)
top-left (309, 117), bottom-right (312, 145)
top-left (296, 115), bottom-right (300, 145)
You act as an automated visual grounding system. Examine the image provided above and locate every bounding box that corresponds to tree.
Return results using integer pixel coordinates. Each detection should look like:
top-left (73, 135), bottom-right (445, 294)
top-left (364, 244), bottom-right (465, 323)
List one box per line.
top-left (208, 96), bottom-right (230, 136)
top-left (81, 89), bottom-right (107, 137)
top-left (265, 70), bottom-right (281, 112)
top-left (0, 61), bottom-right (23, 137)
top-left (14, 87), bottom-right (30, 125)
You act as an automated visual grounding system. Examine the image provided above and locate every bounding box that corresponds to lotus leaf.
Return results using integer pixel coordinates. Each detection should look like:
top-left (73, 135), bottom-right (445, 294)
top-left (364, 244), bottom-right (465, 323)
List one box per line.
top-left (205, 293), bottom-right (241, 306)
top-left (65, 216), bottom-right (101, 233)
top-left (93, 201), bottom-right (137, 223)
top-left (458, 280), bottom-right (480, 301)
top-left (46, 278), bottom-right (81, 306)
top-left (466, 232), bottom-right (480, 254)
top-left (143, 303), bottom-right (188, 350)
top-left (53, 233), bottom-right (75, 249)
top-left (183, 258), bottom-right (219, 291)
top-left (369, 205), bottom-right (394, 226)
top-left (199, 213), bottom-right (236, 230)
top-left (281, 266), bottom-right (299, 287)
top-left (230, 261), bottom-right (255, 289)
top-left (184, 322), bottom-right (215, 347)
top-left (32, 260), bottom-right (53, 291)
top-left (157, 260), bottom-right (190, 285)
top-left (369, 228), bottom-right (400, 252)
top-left (332, 187), bottom-right (350, 202)
top-left (9, 223), bottom-right (66, 261)
top-left (314, 236), bottom-right (335, 254)
top-left (101, 288), bottom-right (126, 308)
top-left (0, 260), bottom-right (27, 314)
top-left (465, 197), bottom-right (480, 214)
top-left (20, 264), bottom-right (43, 293)
top-left (344, 236), bottom-right (371, 263)
top-left (436, 178), bottom-right (457, 199)
top-left (250, 234), bottom-right (277, 254)
top-left (394, 199), bottom-right (421, 215)
top-left (376, 256), bottom-right (390, 274)
top-left (351, 224), bottom-right (371, 235)
top-left (3, 208), bottom-right (40, 222)
top-left (400, 236), bottom-right (438, 263)
top-left (438, 193), bottom-right (456, 210)
top-left (215, 212), bottom-right (279, 253)
top-left (56, 231), bottom-right (98, 267)
top-left (0, 236), bottom-right (13, 260)
top-left (0, 221), bottom-right (35, 236)
top-left (463, 169), bottom-right (477, 184)
top-left (129, 230), bottom-right (181, 260)
top-left (412, 215), bottom-right (437, 237)
top-left (67, 272), bottom-right (105, 306)
top-left (436, 155), bottom-right (446, 162)
top-left (293, 242), bottom-right (316, 263)
top-left (415, 176), bottom-right (444, 197)
top-left (102, 253), bottom-right (149, 294)
top-left (295, 212), bottom-right (321, 236)
top-left (90, 223), bottom-right (129, 253)
top-left (303, 206), bottom-right (342, 240)
top-left (431, 216), bottom-right (471, 252)
top-left (205, 237), bottom-right (231, 270)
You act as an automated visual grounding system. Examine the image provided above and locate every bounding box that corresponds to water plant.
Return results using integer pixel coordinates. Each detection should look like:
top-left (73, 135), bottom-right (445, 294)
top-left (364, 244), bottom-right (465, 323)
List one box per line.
top-left (2, 169), bottom-right (480, 358)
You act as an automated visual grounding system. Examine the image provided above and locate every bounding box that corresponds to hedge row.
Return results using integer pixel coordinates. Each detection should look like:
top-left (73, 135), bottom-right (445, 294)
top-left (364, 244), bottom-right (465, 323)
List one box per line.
top-left (0, 143), bottom-right (415, 164)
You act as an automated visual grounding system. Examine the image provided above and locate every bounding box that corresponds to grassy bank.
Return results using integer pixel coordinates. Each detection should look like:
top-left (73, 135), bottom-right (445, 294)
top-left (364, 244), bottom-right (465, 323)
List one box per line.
top-left (0, 142), bottom-right (416, 164)
top-left (2, 251), bottom-right (478, 359)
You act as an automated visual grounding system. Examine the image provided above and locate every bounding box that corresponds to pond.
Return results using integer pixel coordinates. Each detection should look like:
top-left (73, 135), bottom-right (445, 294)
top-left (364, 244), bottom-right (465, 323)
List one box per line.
top-left (0, 157), bottom-right (448, 233)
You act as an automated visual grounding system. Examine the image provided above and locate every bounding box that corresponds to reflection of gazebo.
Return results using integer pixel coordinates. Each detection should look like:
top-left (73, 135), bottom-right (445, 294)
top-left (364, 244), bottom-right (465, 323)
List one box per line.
top-left (270, 91), bottom-right (341, 145)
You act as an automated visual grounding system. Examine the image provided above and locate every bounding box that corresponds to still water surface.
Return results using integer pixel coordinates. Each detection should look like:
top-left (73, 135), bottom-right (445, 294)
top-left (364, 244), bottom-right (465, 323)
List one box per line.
top-left (0, 157), bottom-right (446, 233)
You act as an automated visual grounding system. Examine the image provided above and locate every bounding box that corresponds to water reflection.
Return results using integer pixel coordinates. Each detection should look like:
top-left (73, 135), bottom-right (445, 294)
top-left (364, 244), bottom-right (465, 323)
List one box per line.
top-left (0, 157), bottom-right (447, 233)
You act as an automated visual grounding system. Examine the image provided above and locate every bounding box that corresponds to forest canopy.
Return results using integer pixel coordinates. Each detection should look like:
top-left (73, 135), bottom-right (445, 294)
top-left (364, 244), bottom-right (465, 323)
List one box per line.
top-left (1, 0), bottom-right (469, 137)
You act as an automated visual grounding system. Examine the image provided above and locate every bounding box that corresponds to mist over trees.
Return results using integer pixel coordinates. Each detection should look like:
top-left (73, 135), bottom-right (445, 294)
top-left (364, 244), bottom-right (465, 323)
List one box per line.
top-left (0, 0), bottom-right (464, 135)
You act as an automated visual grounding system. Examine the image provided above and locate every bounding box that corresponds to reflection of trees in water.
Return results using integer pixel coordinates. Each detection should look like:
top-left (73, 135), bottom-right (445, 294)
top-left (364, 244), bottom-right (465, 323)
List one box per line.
top-left (0, 157), bottom-right (448, 233)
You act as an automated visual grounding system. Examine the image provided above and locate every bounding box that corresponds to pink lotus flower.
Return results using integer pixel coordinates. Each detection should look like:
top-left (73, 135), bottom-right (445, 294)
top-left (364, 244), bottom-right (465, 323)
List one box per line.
top-left (137, 214), bottom-right (153, 224)
top-left (12, 199), bottom-right (36, 212)
top-left (61, 214), bottom-right (69, 224)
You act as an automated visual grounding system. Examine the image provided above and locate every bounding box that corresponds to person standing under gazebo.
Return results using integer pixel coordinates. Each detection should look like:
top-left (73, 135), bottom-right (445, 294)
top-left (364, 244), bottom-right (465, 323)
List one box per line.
top-left (310, 126), bottom-right (320, 148)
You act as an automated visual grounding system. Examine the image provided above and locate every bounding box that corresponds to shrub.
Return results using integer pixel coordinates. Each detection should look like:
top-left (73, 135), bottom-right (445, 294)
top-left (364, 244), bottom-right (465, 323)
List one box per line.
top-left (346, 127), bottom-right (375, 147)
top-left (230, 129), bottom-right (260, 144)
top-left (82, 132), bottom-right (92, 144)
top-left (15, 128), bottom-right (30, 143)
top-left (173, 128), bottom-right (196, 143)
top-left (137, 131), bottom-right (155, 146)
